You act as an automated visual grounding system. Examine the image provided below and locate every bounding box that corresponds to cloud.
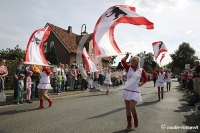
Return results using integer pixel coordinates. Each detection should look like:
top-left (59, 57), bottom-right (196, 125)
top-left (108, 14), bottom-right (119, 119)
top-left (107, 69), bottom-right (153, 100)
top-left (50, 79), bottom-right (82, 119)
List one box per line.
top-left (184, 30), bottom-right (192, 35)
top-left (103, 0), bottom-right (188, 12)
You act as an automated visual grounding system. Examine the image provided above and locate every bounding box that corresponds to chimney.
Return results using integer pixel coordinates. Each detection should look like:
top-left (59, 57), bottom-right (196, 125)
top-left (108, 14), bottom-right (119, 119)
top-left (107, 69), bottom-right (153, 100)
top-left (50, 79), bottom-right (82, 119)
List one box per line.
top-left (68, 26), bottom-right (72, 34)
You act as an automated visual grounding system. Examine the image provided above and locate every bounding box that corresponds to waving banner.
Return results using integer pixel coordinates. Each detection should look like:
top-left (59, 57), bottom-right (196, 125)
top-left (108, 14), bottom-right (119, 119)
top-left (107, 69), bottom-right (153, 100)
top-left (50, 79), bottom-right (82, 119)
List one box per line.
top-left (160, 53), bottom-right (165, 65)
top-left (24, 27), bottom-right (51, 66)
top-left (93, 5), bottom-right (154, 58)
top-left (152, 41), bottom-right (168, 60)
top-left (82, 47), bottom-right (99, 72)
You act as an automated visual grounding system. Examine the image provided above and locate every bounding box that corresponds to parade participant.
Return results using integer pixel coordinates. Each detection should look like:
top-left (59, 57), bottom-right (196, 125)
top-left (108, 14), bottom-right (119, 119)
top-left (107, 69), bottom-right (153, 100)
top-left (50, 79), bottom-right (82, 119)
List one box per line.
top-left (104, 68), bottom-right (112, 95)
top-left (26, 70), bottom-right (34, 103)
top-left (37, 66), bottom-right (53, 109)
top-left (121, 53), bottom-right (147, 130)
top-left (165, 69), bottom-right (172, 91)
top-left (17, 74), bottom-right (25, 104)
top-left (155, 66), bottom-right (166, 101)
top-left (152, 70), bottom-right (158, 87)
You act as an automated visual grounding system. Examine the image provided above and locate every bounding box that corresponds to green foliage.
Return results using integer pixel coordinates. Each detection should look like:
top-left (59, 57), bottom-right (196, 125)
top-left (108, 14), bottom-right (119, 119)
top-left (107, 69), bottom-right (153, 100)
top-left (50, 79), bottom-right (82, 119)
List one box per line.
top-left (46, 46), bottom-right (59, 65)
top-left (109, 56), bottom-right (117, 65)
top-left (170, 42), bottom-right (198, 71)
top-left (0, 45), bottom-right (25, 60)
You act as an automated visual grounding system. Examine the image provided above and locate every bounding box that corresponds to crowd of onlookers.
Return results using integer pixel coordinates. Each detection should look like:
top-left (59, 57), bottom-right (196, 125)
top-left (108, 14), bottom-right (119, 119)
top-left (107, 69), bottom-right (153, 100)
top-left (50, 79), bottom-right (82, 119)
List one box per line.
top-left (177, 60), bottom-right (200, 112)
top-left (0, 58), bottom-right (128, 103)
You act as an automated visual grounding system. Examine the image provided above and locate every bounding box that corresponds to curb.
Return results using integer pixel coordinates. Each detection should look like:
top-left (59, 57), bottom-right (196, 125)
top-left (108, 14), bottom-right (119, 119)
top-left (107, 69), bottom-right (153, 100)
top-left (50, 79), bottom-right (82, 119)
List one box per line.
top-left (0, 89), bottom-right (101, 106)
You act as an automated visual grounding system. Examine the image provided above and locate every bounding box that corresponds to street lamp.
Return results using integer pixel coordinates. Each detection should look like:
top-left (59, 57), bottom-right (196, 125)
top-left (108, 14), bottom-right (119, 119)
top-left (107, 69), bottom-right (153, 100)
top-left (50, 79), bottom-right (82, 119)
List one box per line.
top-left (81, 24), bottom-right (88, 35)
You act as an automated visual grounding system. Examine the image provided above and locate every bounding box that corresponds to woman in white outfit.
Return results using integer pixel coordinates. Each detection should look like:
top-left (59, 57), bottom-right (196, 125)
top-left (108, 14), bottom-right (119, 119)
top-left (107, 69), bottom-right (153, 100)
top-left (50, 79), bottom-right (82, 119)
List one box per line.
top-left (155, 67), bottom-right (166, 101)
top-left (104, 68), bottom-right (112, 95)
top-left (165, 69), bottom-right (172, 91)
top-left (121, 53), bottom-right (148, 130)
top-left (37, 66), bottom-right (53, 109)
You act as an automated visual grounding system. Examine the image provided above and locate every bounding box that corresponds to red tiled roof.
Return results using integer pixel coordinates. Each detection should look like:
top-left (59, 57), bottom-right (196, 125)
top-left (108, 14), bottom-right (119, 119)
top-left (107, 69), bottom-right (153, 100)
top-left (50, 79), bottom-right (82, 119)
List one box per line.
top-left (47, 23), bottom-right (93, 53)
top-left (47, 23), bottom-right (78, 53)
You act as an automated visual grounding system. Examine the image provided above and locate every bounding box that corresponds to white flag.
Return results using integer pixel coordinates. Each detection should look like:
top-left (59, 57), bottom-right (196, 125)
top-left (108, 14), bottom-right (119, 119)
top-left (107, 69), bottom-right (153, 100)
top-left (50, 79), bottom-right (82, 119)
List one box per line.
top-left (93, 5), bottom-right (154, 58)
top-left (152, 41), bottom-right (168, 60)
top-left (24, 27), bottom-right (51, 66)
top-left (82, 47), bottom-right (99, 72)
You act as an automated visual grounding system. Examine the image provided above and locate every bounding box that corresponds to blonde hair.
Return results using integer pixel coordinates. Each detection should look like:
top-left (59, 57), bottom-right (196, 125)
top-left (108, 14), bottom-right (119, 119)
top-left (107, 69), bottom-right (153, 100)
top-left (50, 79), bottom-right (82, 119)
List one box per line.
top-left (131, 56), bottom-right (140, 69)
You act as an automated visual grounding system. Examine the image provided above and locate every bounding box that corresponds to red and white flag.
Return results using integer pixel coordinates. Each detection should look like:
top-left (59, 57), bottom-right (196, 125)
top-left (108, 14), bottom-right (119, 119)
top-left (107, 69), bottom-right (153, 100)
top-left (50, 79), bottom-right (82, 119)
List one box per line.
top-left (93, 5), bottom-right (154, 58)
top-left (24, 27), bottom-right (51, 66)
top-left (82, 47), bottom-right (99, 72)
top-left (152, 41), bottom-right (168, 59)
top-left (160, 53), bottom-right (165, 64)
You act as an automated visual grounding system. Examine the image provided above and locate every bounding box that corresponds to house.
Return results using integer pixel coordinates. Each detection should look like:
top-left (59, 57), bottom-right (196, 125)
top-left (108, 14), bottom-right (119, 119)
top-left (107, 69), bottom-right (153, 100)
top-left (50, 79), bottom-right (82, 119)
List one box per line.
top-left (43, 23), bottom-right (110, 68)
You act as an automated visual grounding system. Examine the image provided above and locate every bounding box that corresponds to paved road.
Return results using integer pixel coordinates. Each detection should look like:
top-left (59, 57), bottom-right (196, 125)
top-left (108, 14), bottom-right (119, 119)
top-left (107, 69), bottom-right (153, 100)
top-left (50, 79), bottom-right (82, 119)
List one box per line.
top-left (0, 80), bottom-right (199, 133)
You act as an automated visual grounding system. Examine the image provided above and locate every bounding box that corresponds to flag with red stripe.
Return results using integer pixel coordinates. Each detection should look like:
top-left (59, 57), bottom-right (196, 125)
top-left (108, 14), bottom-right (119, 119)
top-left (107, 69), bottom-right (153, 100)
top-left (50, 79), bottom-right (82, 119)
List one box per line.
top-left (93, 5), bottom-right (154, 58)
top-left (24, 27), bottom-right (51, 66)
top-left (160, 53), bottom-right (165, 64)
top-left (82, 47), bottom-right (99, 72)
top-left (152, 41), bottom-right (168, 60)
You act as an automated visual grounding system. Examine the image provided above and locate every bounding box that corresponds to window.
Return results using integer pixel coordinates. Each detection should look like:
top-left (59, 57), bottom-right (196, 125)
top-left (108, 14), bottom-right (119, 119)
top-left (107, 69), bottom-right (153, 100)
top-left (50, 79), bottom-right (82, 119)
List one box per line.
top-left (44, 42), bottom-right (47, 53)
top-left (50, 41), bottom-right (54, 48)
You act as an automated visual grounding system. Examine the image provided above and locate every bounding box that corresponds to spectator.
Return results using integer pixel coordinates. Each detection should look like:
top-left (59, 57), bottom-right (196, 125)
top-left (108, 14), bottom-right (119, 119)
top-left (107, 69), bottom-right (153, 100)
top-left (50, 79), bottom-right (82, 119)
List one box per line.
top-left (193, 60), bottom-right (200, 98)
top-left (152, 70), bottom-right (158, 87)
top-left (30, 64), bottom-right (42, 98)
top-left (74, 66), bottom-right (80, 90)
top-left (13, 58), bottom-right (26, 100)
top-left (26, 70), bottom-right (34, 103)
top-left (79, 64), bottom-right (88, 91)
top-left (16, 74), bottom-right (25, 104)
top-left (183, 70), bottom-right (189, 89)
top-left (99, 67), bottom-right (104, 88)
top-left (64, 64), bottom-right (69, 91)
top-left (0, 58), bottom-right (8, 94)
top-left (70, 65), bottom-right (77, 91)
top-left (56, 71), bottom-right (63, 95)
top-left (52, 63), bottom-right (61, 93)
top-left (60, 64), bottom-right (66, 92)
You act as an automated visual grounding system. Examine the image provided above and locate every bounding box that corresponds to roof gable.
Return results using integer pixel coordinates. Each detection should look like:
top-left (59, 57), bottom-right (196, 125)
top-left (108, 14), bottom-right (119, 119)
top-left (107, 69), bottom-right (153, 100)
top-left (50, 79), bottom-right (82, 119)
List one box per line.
top-left (46, 23), bottom-right (78, 53)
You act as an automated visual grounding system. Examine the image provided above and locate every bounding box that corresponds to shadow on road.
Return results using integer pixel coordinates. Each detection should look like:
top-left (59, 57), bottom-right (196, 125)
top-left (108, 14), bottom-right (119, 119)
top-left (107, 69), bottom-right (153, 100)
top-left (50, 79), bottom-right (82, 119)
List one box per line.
top-left (75, 94), bottom-right (105, 98)
top-left (174, 85), bottom-right (200, 132)
top-left (0, 108), bottom-right (38, 115)
top-left (112, 129), bottom-right (135, 133)
top-left (137, 100), bottom-right (158, 107)
top-left (87, 107), bottom-right (125, 119)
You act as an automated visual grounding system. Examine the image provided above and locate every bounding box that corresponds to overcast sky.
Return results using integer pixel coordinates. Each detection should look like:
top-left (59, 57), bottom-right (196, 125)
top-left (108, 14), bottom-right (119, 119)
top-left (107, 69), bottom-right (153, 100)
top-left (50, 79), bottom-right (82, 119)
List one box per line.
top-left (0, 0), bottom-right (200, 66)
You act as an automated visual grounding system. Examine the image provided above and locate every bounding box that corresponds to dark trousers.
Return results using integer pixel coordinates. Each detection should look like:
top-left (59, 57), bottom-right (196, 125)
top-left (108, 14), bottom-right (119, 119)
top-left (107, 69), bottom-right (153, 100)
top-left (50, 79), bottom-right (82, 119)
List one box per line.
top-left (153, 78), bottom-right (156, 87)
top-left (52, 78), bottom-right (56, 93)
top-left (99, 74), bottom-right (104, 85)
top-left (31, 76), bottom-right (40, 98)
top-left (81, 79), bottom-right (87, 90)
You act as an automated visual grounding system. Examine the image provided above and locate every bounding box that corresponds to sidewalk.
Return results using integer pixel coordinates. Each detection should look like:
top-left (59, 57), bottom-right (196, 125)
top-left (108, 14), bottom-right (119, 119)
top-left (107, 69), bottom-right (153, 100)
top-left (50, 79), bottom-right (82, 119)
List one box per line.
top-left (0, 88), bottom-right (100, 106)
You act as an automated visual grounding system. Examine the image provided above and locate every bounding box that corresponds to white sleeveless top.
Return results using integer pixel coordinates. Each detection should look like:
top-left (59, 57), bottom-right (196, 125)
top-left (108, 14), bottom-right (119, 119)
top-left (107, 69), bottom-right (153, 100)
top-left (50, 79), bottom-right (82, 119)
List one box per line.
top-left (124, 67), bottom-right (142, 92)
top-left (157, 72), bottom-right (165, 83)
top-left (39, 71), bottom-right (50, 83)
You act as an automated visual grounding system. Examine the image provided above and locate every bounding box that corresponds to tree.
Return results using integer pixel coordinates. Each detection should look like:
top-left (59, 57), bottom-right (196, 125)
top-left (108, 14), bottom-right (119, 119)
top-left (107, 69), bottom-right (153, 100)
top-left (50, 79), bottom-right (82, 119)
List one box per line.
top-left (46, 46), bottom-right (59, 65)
top-left (109, 56), bottom-right (117, 65)
top-left (0, 45), bottom-right (25, 60)
top-left (136, 52), bottom-right (156, 72)
top-left (170, 42), bottom-right (198, 71)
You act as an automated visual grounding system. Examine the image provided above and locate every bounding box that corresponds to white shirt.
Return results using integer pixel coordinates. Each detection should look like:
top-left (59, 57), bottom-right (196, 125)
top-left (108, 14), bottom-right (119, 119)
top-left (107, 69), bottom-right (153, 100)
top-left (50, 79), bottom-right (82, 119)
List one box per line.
top-left (52, 66), bottom-right (61, 78)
